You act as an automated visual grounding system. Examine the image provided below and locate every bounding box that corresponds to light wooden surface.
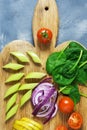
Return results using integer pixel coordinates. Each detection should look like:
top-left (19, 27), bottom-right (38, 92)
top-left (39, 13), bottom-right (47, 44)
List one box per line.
top-left (0, 0), bottom-right (87, 130)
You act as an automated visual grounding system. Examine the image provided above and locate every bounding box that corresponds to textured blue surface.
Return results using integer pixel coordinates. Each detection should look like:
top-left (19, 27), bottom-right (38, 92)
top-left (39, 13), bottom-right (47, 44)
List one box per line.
top-left (0, 0), bottom-right (87, 51)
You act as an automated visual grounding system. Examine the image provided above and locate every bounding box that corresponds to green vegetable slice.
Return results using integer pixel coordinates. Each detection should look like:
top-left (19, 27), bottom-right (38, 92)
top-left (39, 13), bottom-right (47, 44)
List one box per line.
top-left (6, 93), bottom-right (17, 113)
top-left (27, 51), bottom-right (41, 64)
top-left (19, 83), bottom-right (38, 91)
top-left (5, 73), bottom-right (24, 83)
top-left (3, 63), bottom-right (24, 71)
top-left (5, 104), bottom-right (18, 121)
top-left (25, 72), bottom-right (46, 79)
top-left (4, 83), bottom-right (21, 99)
top-left (10, 52), bottom-right (29, 63)
top-left (20, 90), bottom-right (32, 107)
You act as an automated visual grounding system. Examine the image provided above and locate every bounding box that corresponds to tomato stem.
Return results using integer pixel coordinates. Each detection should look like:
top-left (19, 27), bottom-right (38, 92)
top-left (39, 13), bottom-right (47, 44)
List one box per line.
top-left (41, 31), bottom-right (48, 38)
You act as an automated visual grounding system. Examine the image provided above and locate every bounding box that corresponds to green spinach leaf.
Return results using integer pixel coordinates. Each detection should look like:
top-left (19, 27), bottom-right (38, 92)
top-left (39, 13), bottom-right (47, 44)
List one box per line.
top-left (69, 84), bottom-right (80, 105)
top-left (46, 51), bottom-right (66, 75)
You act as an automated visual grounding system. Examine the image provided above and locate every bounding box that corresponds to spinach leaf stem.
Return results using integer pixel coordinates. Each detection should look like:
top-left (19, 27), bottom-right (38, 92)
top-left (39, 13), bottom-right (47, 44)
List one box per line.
top-left (69, 50), bottom-right (83, 72)
top-left (79, 61), bottom-right (87, 68)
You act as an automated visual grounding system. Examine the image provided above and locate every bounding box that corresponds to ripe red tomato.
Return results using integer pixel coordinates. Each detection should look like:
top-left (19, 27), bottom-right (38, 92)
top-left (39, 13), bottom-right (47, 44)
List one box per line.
top-left (37, 28), bottom-right (53, 44)
top-left (58, 96), bottom-right (74, 114)
top-left (68, 112), bottom-right (83, 130)
top-left (56, 125), bottom-right (68, 130)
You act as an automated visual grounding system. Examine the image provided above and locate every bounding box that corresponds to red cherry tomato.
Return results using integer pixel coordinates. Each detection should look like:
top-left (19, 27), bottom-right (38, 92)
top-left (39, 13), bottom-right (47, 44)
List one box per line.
top-left (68, 112), bottom-right (83, 130)
top-left (37, 28), bottom-right (53, 44)
top-left (58, 96), bottom-right (74, 114)
top-left (56, 125), bottom-right (68, 130)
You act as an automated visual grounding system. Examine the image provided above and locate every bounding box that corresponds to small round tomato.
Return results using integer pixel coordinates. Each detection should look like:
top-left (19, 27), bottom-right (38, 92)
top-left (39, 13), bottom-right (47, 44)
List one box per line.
top-left (58, 96), bottom-right (74, 114)
top-left (56, 125), bottom-right (68, 130)
top-left (37, 28), bottom-right (53, 44)
top-left (68, 112), bottom-right (83, 130)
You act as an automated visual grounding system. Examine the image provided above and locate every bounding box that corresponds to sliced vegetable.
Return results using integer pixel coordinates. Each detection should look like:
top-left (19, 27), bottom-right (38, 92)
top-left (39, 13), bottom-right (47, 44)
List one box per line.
top-left (2, 63), bottom-right (24, 71)
top-left (21, 117), bottom-right (43, 130)
top-left (58, 96), bottom-right (74, 114)
top-left (37, 28), bottom-right (53, 44)
top-left (5, 104), bottom-right (18, 121)
top-left (25, 72), bottom-right (46, 79)
top-left (13, 117), bottom-right (43, 130)
top-left (5, 73), bottom-right (24, 83)
top-left (31, 78), bottom-right (58, 124)
top-left (19, 83), bottom-right (38, 91)
top-left (20, 90), bottom-right (32, 107)
top-left (13, 123), bottom-right (26, 130)
top-left (13, 120), bottom-right (33, 130)
top-left (6, 93), bottom-right (17, 113)
top-left (10, 52), bottom-right (29, 63)
top-left (4, 83), bottom-right (21, 99)
top-left (68, 112), bottom-right (83, 130)
top-left (27, 51), bottom-right (41, 64)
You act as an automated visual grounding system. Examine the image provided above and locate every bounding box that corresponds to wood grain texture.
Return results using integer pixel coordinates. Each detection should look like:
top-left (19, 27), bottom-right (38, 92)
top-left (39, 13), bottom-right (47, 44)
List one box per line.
top-left (33, 0), bottom-right (59, 50)
top-left (0, 0), bottom-right (87, 130)
top-left (1, 40), bottom-right (87, 130)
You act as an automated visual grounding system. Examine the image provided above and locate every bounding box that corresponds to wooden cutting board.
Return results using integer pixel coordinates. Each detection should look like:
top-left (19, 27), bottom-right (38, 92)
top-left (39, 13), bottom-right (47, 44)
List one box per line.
top-left (0, 0), bottom-right (87, 130)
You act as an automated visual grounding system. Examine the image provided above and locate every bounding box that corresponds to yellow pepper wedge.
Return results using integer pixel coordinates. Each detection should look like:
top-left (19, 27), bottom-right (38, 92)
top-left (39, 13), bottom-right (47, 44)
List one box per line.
top-left (13, 120), bottom-right (34, 130)
top-left (13, 118), bottom-right (43, 130)
top-left (21, 117), bottom-right (43, 130)
top-left (13, 123), bottom-right (27, 130)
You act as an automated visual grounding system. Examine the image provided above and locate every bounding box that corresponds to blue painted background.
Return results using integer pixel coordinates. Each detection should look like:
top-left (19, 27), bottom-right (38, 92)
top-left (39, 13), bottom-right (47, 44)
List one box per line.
top-left (0, 0), bottom-right (87, 51)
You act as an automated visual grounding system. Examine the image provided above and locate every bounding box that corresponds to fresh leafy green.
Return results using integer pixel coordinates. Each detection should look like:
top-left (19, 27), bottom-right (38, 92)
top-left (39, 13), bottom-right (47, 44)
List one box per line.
top-left (46, 51), bottom-right (66, 74)
top-left (52, 50), bottom-right (82, 85)
top-left (46, 41), bottom-right (87, 104)
top-left (69, 84), bottom-right (80, 105)
top-left (59, 84), bottom-right (80, 104)
top-left (77, 64), bottom-right (87, 86)
top-left (59, 85), bottom-right (73, 95)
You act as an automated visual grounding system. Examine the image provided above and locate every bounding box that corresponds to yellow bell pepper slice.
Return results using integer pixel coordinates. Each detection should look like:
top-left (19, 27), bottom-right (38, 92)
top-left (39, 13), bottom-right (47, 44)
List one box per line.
top-left (14, 120), bottom-right (33, 130)
top-left (21, 117), bottom-right (43, 130)
top-left (13, 123), bottom-right (27, 130)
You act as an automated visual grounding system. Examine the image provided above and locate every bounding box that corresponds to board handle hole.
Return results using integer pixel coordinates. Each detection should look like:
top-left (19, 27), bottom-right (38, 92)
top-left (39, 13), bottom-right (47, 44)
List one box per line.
top-left (45, 6), bottom-right (49, 11)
